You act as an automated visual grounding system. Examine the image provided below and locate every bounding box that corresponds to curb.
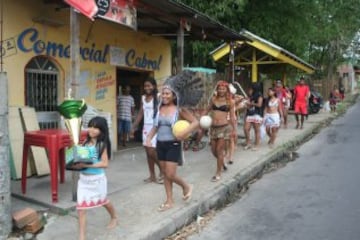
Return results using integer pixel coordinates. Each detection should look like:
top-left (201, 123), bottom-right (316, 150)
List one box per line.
top-left (132, 93), bottom-right (359, 240)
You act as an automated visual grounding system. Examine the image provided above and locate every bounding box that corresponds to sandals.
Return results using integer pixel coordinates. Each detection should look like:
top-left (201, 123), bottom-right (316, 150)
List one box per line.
top-left (157, 176), bottom-right (164, 184)
top-left (158, 203), bottom-right (173, 212)
top-left (211, 175), bottom-right (221, 182)
top-left (223, 164), bottom-right (228, 171)
top-left (183, 141), bottom-right (190, 151)
top-left (243, 145), bottom-right (251, 150)
top-left (144, 176), bottom-right (164, 184)
top-left (143, 177), bottom-right (156, 183)
top-left (192, 144), bottom-right (200, 152)
top-left (192, 142), bottom-right (205, 152)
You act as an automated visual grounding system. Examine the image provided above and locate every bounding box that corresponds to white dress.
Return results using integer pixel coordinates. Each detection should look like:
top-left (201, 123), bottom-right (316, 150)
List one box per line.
top-left (142, 95), bottom-right (157, 147)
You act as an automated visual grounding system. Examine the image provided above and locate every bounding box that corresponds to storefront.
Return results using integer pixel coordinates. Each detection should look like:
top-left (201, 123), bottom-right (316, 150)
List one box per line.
top-left (2, 0), bottom-right (171, 149)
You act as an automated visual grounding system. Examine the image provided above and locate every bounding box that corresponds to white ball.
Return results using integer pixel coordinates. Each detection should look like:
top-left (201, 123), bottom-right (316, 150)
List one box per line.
top-left (229, 84), bottom-right (237, 94)
top-left (199, 115), bottom-right (212, 129)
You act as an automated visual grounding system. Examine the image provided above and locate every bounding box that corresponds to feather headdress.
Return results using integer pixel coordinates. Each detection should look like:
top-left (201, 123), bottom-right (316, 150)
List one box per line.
top-left (162, 70), bottom-right (204, 107)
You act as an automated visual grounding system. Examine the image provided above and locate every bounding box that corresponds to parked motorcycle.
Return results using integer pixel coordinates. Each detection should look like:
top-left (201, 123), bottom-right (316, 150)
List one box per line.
top-left (308, 90), bottom-right (323, 114)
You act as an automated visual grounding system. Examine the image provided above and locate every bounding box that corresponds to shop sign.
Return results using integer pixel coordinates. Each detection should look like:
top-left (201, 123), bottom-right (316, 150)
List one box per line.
top-left (17, 28), bottom-right (108, 63)
top-left (11, 27), bottom-right (164, 71)
top-left (96, 0), bottom-right (137, 30)
top-left (0, 38), bottom-right (17, 58)
top-left (110, 46), bottom-right (163, 71)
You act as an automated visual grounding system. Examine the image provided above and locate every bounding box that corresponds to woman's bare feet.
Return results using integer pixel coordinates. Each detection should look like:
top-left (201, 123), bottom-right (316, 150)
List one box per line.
top-left (183, 184), bottom-right (193, 201)
top-left (106, 218), bottom-right (118, 229)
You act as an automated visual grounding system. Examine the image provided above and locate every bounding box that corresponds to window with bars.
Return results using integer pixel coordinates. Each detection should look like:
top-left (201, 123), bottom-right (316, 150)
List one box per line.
top-left (25, 56), bottom-right (60, 129)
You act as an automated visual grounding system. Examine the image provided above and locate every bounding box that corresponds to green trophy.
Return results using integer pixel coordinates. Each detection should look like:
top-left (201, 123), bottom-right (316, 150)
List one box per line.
top-left (58, 96), bottom-right (89, 170)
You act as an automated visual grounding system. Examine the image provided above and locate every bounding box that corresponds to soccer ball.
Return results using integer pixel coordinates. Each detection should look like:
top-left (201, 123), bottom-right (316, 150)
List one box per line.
top-left (172, 120), bottom-right (190, 138)
top-left (199, 115), bottom-right (212, 129)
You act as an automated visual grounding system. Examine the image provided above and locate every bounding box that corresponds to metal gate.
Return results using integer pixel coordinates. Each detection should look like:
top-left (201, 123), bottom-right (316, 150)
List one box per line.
top-left (25, 57), bottom-right (59, 129)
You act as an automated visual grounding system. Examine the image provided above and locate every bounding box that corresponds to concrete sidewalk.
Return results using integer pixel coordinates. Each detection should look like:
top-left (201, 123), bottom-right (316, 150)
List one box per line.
top-left (10, 94), bottom-right (357, 240)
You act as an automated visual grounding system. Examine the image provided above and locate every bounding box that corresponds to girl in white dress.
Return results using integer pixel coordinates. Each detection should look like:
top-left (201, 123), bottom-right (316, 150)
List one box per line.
top-left (264, 88), bottom-right (283, 147)
top-left (131, 77), bottom-right (163, 183)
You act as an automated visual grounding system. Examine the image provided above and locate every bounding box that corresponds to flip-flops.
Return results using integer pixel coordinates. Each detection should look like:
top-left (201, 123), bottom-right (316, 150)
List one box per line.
top-left (211, 175), bottom-right (221, 182)
top-left (144, 176), bottom-right (163, 184)
top-left (243, 145), bottom-right (251, 150)
top-left (143, 177), bottom-right (155, 183)
top-left (157, 176), bottom-right (164, 184)
top-left (158, 203), bottom-right (173, 212)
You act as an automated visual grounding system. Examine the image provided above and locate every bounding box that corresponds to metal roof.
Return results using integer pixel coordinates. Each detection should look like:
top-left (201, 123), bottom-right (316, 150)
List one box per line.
top-left (135, 0), bottom-right (247, 41)
top-left (46, 0), bottom-right (247, 41)
top-left (210, 29), bottom-right (316, 74)
top-left (240, 30), bottom-right (316, 72)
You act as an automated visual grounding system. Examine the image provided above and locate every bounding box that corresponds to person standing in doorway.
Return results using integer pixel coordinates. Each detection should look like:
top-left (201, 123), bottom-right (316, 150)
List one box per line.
top-left (131, 77), bottom-right (163, 184)
top-left (293, 77), bottom-right (310, 129)
top-left (117, 85), bottom-right (135, 147)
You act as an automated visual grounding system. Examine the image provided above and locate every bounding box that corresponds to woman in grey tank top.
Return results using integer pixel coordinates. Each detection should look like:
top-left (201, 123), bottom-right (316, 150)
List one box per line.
top-left (145, 86), bottom-right (199, 212)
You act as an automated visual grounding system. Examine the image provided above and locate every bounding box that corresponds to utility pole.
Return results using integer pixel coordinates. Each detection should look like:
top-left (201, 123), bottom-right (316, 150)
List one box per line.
top-left (0, 72), bottom-right (11, 240)
top-left (70, 8), bottom-right (80, 201)
top-left (70, 7), bottom-right (80, 99)
top-left (0, 0), bottom-right (12, 237)
top-left (176, 19), bottom-right (184, 74)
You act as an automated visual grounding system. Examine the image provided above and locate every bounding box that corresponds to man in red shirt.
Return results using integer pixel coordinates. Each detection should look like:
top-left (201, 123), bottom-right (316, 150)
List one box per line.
top-left (293, 77), bottom-right (310, 129)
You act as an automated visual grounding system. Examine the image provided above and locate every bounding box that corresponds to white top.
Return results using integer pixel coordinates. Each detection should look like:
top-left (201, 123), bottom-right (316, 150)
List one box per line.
top-left (142, 95), bottom-right (155, 125)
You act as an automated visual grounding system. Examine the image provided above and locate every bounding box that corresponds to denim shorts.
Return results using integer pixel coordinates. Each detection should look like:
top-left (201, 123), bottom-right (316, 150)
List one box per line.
top-left (118, 119), bottom-right (131, 134)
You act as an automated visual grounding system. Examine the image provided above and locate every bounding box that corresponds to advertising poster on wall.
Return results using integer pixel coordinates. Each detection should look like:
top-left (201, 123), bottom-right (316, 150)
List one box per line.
top-left (96, 0), bottom-right (137, 30)
top-left (109, 46), bottom-right (126, 66)
top-left (94, 69), bottom-right (115, 101)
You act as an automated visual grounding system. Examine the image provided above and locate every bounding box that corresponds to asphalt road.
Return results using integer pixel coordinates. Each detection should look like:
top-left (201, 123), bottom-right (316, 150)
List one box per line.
top-left (190, 100), bottom-right (360, 240)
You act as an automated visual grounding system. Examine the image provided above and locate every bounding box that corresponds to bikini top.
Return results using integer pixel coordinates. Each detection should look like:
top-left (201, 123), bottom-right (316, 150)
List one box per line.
top-left (268, 99), bottom-right (279, 108)
top-left (212, 104), bottom-right (230, 112)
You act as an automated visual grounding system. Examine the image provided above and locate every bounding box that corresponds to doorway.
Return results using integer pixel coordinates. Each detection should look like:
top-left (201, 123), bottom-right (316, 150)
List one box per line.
top-left (116, 68), bottom-right (152, 148)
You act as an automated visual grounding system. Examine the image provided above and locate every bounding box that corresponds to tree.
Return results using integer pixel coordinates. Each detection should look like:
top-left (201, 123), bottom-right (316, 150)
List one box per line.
top-left (179, 0), bottom-right (360, 84)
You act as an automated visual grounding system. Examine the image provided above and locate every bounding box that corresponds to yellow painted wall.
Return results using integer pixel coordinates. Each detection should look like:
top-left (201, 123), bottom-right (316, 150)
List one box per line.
top-left (2, 0), bottom-right (172, 147)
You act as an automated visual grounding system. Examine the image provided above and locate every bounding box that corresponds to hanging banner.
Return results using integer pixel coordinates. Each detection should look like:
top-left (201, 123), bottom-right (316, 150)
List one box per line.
top-left (64, 0), bottom-right (99, 20)
top-left (95, 0), bottom-right (137, 30)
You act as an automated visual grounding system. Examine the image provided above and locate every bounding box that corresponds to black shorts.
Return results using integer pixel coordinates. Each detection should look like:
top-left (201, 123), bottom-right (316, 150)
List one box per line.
top-left (156, 140), bottom-right (182, 165)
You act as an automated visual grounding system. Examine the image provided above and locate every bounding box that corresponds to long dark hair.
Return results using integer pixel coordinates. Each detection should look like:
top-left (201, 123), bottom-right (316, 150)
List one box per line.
top-left (144, 77), bottom-right (158, 118)
top-left (84, 116), bottom-right (111, 159)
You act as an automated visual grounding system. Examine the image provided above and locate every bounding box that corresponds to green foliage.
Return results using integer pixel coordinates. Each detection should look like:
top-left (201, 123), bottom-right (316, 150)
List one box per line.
top-left (177, 0), bottom-right (360, 78)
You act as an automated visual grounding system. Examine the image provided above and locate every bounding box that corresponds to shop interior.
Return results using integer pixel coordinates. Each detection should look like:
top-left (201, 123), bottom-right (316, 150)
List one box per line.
top-left (116, 68), bottom-right (152, 148)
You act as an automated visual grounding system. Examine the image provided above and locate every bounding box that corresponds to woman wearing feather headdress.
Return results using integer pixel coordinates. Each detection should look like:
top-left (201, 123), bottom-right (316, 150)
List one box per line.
top-left (204, 81), bottom-right (236, 182)
top-left (145, 71), bottom-right (202, 212)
